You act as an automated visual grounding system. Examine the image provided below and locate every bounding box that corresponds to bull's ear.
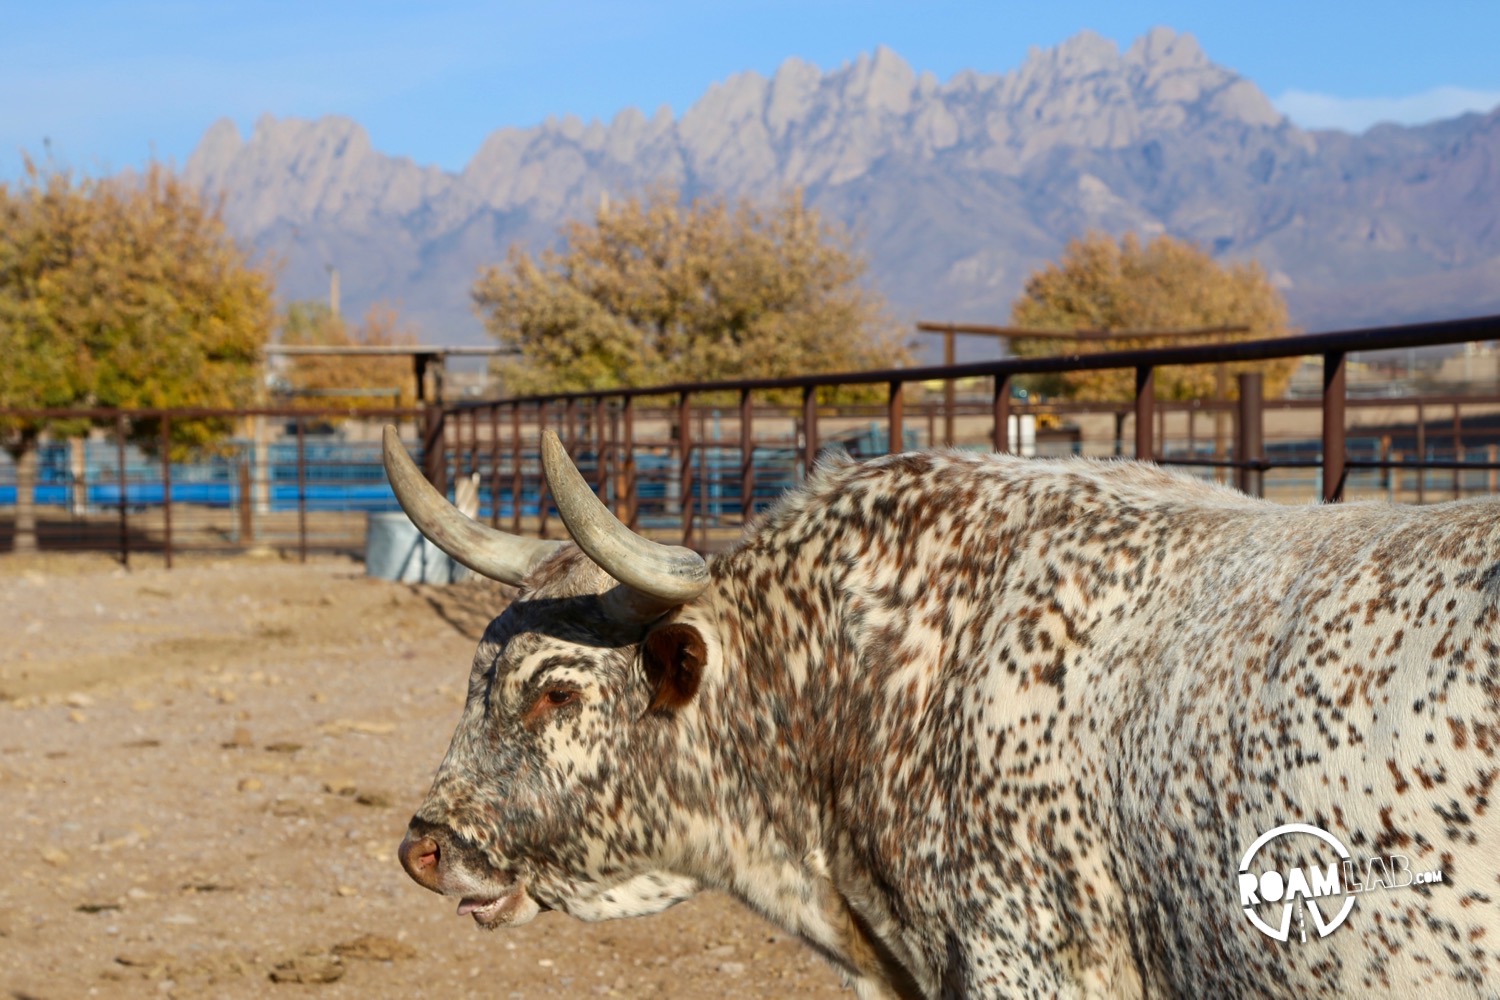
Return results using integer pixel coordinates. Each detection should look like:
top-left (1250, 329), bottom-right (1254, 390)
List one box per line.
top-left (642, 623), bottom-right (707, 713)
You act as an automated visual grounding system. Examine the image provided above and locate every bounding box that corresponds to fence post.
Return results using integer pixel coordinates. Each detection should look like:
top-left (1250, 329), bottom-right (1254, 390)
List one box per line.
top-left (489, 405), bottom-right (501, 528)
top-left (679, 393), bottom-right (694, 550)
top-left (1453, 404), bottom-right (1463, 500)
top-left (421, 404), bottom-right (447, 496)
top-left (537, 402), bottom-right (550, 539)
top-left (608, 400), bottom-right (622, 513)
top-left (296, 415), bottom-right (308, 564)
top-left (593, 397), bottom-right (608, 501)
top-left (803, 386), bottom-right (818, 473)
top-left (117, 414), bottom-right (129, 568)
top-left (1134, 367), bottom-right (1155, 462)
top-left (698, 408), bottom-right (710, 540)
top-left (237, 457), bottom-right (253, 544)
top-left (510, 403), bottom-right (523, 534)
top-left (888, 381), bottom-right (905, 455)
top-left (993, 375), bottom-right (1012, 454)
top-left (160, 414), bottom-right (173, 569)
top-left (470, 408), bottom-right (481, 478)
top-left (1322, 351), bottom-right (1347, 503)
top-left (1416, 403), bottom-right (1426, 505)
top-left (739, 390), bottom-right (755, 522)
top-left (1236, 372), bottom-right (1264, 497)
top-left (623, 396), bottom-right (638, 531)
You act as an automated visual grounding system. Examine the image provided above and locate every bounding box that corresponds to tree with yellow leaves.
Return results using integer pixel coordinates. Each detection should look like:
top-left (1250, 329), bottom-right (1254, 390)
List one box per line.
top-left (0, 160), bottom-right (273, 552)
top-left (277, 302), bottom-right (421, 409)
top-left (1008, 232), bottom-right (1297, 401)
top-left (473, 187), bottom-right (907, 396)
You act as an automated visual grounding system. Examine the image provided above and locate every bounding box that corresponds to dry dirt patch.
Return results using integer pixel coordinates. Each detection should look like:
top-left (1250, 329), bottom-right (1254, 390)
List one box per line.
top-left (0, 554), bottom-right (847, 998)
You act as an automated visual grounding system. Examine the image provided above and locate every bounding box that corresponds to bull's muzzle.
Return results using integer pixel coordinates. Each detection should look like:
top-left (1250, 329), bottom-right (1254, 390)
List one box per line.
top-left (396, 818), bottom-right (545, 927)
top-left (397, 829), bottom-right (444, 893)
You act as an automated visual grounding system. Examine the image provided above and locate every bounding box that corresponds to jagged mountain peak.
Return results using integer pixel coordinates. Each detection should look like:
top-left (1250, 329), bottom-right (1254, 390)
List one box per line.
top-left (185, 29), bottom-right (1500, 346)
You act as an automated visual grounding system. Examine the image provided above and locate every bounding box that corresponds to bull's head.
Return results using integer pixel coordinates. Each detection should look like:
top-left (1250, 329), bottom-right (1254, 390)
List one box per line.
top-left (385, 427), bottom-right (717, 928)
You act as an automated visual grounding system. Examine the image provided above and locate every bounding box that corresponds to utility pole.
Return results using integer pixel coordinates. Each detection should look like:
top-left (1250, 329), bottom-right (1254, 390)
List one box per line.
top-left (327, 265), bottom-right (340, 319)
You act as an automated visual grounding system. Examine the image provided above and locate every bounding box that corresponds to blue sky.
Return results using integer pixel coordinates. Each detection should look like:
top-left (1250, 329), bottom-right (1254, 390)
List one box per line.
top-left (5, 1), bottom-right (1500, 179)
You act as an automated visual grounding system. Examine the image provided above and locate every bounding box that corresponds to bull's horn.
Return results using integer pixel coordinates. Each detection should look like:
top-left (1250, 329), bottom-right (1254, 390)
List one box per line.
top-left (540, 430), bottom-right (709, 612)
top-left (382, 425), bottom-right (564, 586)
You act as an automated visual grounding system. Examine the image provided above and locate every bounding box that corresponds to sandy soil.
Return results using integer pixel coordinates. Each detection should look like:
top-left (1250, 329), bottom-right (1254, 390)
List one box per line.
top-left (0, 553), bottom-right (849, 999)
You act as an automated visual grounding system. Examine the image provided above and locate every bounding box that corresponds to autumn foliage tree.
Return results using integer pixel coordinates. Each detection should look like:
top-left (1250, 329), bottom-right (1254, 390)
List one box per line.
top-left (0, 160), bottom-right (273, 551)
top-left (277, 302), bottom-right (421, 409)
top-left (473, 188), bottom-right (907, 396)
top-left (1008, 232), bottom-right (1296, 400)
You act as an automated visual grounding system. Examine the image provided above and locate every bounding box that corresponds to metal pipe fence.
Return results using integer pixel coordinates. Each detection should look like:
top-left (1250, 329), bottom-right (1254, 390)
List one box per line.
top-left (431, 313), bottom-right (1500, 551)
top-left (0, 407), bottom-right (423, 565)
top-left (5, 314), bottom-right (1500, 562)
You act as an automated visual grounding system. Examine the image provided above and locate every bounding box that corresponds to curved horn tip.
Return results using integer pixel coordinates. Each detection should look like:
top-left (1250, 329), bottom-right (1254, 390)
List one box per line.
top-left (381, 424), bottom-right (402, 458)
top-left (380, 423), bottom-right (563, 586)
top-left (538, 427), bottom-right (709, 611)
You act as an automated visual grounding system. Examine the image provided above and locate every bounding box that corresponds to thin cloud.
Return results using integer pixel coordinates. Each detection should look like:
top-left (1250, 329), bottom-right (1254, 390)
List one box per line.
top-left (1273, 86), bottom-right (1500, 132)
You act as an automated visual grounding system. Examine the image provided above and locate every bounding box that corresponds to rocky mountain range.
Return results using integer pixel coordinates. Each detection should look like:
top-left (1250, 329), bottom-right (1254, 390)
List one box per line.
top-left (183, 27), bottom-right (1500, 358)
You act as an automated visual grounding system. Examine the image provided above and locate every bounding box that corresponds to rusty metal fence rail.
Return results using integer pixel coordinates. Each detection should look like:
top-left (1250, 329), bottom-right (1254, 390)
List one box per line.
top-left (0, 407), bottom-right (424, 565)
top-left (5, 314), bottom-right (1500, 563)
top-left (430, 313), bottom-right (1500, 552)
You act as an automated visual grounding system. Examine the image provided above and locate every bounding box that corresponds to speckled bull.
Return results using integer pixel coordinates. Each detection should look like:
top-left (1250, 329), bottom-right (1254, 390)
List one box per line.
top-left (385, 426), bottom-right (1500, 999)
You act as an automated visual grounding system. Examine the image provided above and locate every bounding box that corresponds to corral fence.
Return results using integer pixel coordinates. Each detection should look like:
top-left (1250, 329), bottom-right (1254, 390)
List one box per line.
top-left (431, 313), bottom-right (1500, 552)
top-left (3, 314), bottom-right (1500, 564)
top-left (0, 407), bottom-right (422, 566)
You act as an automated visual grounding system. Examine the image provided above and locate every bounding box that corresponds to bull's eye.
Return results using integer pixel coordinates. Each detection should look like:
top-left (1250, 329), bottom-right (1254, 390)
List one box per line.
top-left (524, 687), bottom-right (580, 722)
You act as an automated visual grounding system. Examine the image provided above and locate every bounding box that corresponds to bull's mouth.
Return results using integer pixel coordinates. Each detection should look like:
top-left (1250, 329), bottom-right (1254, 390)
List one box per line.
top-left (456, 884), bottom-right (543, 928)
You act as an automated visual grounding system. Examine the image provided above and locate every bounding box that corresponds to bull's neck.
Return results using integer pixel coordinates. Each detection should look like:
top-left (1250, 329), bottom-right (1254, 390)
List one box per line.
top-left (680, 538), bottom-right (877, 856)
top-left (669, 544), bottom-right (935, 988)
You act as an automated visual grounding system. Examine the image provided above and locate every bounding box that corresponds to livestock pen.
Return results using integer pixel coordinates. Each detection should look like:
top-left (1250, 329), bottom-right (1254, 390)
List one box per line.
top-left (5, 313), bottom-right (1500, 563)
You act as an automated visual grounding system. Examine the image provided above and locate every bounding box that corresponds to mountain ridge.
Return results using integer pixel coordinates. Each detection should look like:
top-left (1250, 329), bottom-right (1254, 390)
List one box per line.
top-left (182, 27), bottom-right (1500, 355)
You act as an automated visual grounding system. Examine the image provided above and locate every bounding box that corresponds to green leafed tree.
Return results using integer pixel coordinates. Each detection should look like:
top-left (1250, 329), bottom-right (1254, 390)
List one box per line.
top-left (0, 160), bottom-right (274, 552)
top-left (473, 187), bottom-right (908, 397)
top-left (1008, 231), bottom-right (1297, 401)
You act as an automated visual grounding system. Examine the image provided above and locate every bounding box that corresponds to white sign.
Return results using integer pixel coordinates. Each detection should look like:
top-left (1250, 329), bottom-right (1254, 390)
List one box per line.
top-left (1237, 822), bottom-right (1443, 942)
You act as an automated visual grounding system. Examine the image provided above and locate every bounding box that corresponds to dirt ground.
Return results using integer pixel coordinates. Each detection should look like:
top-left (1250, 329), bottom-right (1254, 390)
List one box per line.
top-left (0, 552), bottom-right (850, 999)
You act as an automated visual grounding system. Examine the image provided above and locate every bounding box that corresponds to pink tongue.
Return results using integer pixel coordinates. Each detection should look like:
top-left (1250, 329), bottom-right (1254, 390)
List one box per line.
top-left (457, 897), bottom-right (497, 916)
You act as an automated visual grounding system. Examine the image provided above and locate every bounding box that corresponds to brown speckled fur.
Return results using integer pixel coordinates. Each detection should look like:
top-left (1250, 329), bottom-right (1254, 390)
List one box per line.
top-left (404, 451), bottom-right (1500, 998)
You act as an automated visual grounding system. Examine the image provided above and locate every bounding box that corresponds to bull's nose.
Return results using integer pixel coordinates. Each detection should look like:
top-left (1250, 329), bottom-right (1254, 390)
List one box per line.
top-left (398, 832), bottom-right (444, 892)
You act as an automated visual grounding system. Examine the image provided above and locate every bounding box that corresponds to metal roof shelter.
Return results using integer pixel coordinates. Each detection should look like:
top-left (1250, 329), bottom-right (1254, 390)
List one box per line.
top-left (263, 345), bottom-right (517, 403)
